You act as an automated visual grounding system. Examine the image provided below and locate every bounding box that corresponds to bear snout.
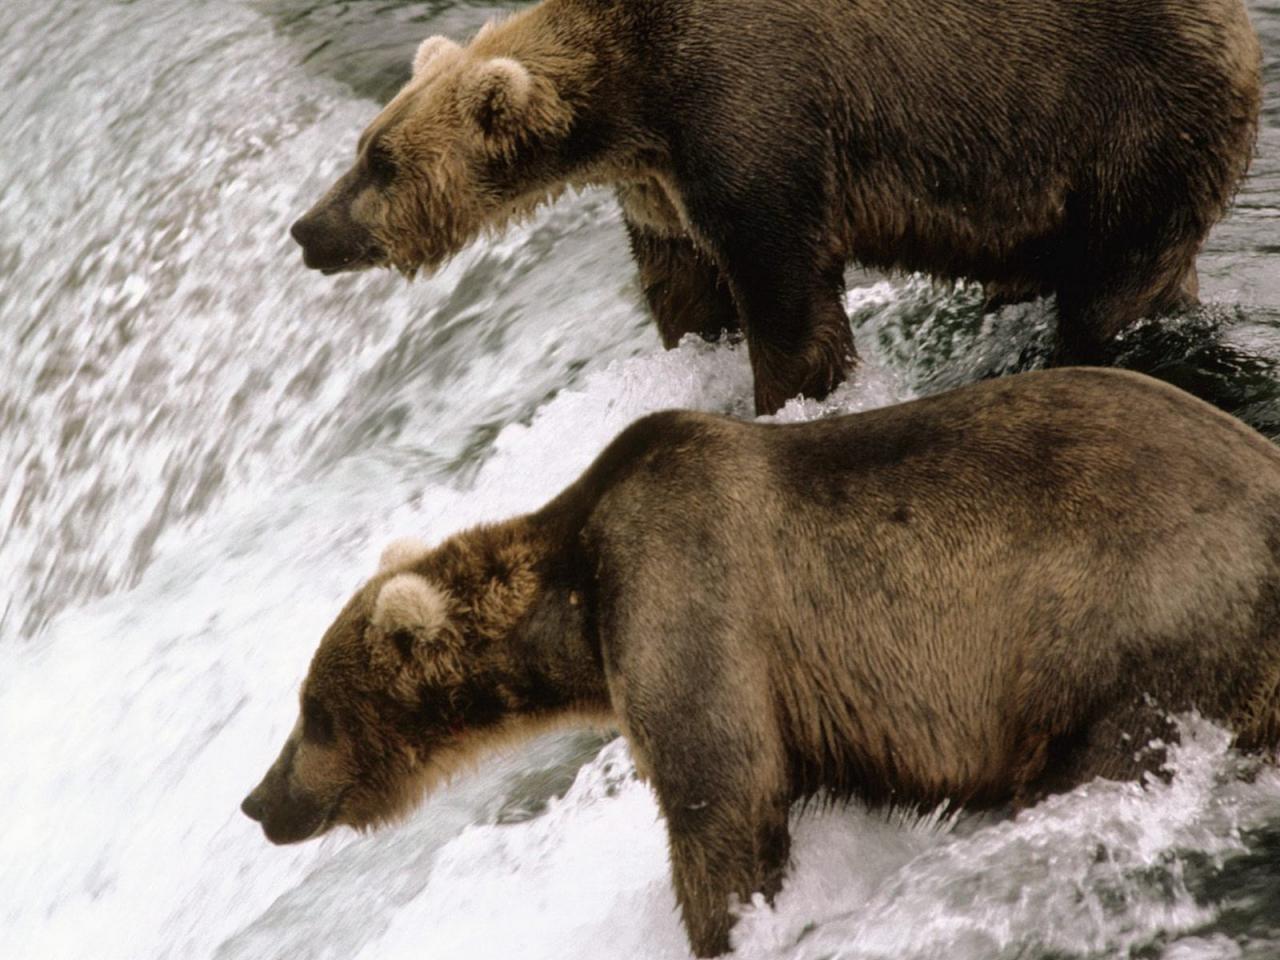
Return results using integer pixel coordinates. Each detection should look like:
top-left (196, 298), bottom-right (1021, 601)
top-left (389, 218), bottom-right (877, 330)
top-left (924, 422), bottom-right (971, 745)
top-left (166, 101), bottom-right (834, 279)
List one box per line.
top-left (239, 790), bottom-right (266, 823)
top-left (239, 777), bottom-right (334, 845)
top-left (289, 212), bottom-right (381, 275)
top-left (241, 737), bottom-right (340, 844)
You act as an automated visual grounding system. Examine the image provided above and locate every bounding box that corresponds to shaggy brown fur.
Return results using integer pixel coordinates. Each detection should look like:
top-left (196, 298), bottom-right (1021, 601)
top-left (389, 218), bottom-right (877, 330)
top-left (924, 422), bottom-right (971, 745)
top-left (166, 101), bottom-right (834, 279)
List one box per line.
top-left (289, 0), bottom-right (1261, 414)
top-left (244, 367), bottom-right (1280, 956)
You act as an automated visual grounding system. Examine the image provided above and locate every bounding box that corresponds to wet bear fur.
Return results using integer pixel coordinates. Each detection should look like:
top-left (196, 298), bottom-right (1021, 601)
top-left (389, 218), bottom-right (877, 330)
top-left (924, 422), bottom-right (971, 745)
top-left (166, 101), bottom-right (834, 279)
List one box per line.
top-left (243, 367), bottom-right (1280, 955)
top-left (290, 0), bottom-right (1261, 414)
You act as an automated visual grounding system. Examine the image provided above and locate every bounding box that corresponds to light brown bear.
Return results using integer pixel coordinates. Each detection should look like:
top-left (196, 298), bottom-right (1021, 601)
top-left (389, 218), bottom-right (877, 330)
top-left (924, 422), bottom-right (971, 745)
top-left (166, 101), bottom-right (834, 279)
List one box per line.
top-left (289, 0), bottom-right (1261, 414)
top-left (243, 367), bottom-right (1280, 957)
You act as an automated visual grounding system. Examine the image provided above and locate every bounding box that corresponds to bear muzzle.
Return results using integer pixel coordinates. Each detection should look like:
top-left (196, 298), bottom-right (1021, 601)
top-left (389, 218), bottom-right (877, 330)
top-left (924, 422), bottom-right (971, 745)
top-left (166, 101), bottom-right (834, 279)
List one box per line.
top-left (241, 741), bottom-right (344, 845)
top-left (240, 777), bottom-right (339, 845)
top-left (290, 211), bottom-right (384, 276)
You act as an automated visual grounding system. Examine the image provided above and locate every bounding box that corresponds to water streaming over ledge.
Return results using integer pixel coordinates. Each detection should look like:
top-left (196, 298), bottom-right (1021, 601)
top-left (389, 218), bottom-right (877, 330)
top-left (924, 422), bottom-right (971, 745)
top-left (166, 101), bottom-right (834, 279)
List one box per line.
top-left (2, 2), bottom-right (1280, 958)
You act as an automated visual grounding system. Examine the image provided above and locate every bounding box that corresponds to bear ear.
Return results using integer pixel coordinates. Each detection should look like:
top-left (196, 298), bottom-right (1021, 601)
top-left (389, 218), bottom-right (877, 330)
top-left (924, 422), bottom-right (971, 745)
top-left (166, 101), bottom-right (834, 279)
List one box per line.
top-left (413, 35), bottom-right (460, 77)
top-left (459, 57), bottom-right (534, 136)
top-left (377, 537), bottom-right (431, 573)
top-left (369, 573), bottom-right (461, 684)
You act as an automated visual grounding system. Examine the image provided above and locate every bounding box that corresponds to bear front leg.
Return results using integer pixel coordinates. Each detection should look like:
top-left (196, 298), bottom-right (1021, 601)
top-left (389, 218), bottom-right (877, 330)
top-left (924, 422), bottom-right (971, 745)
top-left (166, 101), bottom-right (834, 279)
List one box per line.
top-left (1052, 238), bottom-right (1202, 365)
top-left (660, 786), bottom-right (791, 957)
top-left (624, 688), bottom-right (791, 956)
top-left (726, 256), bottom-right (856, 415)
top-left (596, 538), bottom-right (794, 953)
top-left (623, 219), bottom-right (742, 348)
top-left (1035, 696), bottom-right (1180, 793)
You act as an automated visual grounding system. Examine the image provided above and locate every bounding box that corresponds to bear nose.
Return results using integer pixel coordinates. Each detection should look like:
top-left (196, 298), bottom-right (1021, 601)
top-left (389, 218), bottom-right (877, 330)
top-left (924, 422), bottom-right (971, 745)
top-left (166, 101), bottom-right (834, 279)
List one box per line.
top-left (240, 791), bottom-right (266, 823)
top-left (289, 216), bottom-right (316, 250)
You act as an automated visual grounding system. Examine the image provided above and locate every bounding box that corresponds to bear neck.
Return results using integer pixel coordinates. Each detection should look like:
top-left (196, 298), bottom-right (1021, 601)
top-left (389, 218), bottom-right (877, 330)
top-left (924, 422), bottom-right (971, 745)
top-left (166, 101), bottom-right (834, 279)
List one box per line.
top-left (473, 1), bottom-right (613, 89)
top-left (471, 0), bottom-right (633, 181)
top-left (439, 516), bottom-right (613, 725)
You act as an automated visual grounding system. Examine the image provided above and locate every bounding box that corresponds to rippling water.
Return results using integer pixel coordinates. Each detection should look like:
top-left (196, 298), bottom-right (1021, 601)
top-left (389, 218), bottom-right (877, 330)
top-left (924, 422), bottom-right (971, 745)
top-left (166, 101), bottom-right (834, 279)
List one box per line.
top-left (2, 2), bottom-right (1279, 958)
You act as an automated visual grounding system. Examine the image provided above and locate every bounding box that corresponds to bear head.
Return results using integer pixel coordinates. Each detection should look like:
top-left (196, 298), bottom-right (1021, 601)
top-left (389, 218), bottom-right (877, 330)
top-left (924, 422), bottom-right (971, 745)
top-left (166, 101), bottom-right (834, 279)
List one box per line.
top-left (290, 28), bottom-right (575, 278)
top-left (241, 533), bottom-right (539, 844)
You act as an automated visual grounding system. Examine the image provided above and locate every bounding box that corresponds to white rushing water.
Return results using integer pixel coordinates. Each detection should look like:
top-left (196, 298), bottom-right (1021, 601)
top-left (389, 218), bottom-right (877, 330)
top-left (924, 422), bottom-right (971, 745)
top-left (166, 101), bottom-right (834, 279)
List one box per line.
top-left (3, 1), bottom-right (1280, 958)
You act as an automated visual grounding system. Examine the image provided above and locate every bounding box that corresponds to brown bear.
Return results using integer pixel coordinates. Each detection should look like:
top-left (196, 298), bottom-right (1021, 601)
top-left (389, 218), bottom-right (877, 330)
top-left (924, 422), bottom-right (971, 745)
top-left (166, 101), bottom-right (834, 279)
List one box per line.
top-left (243, 367), bottom-right (1280, 957)
top-left (288, 0), bottom-right (1261, 414)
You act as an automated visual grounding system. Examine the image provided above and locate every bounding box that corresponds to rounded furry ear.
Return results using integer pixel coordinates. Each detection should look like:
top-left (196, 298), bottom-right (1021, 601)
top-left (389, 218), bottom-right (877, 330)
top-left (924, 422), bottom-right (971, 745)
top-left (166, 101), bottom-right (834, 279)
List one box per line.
top-left (460, 57), bottom-right (533, 135)
top-left (377, 537), bottom-right (431, 573)
top-left (413, 35), bottom-right (460, 76)
top-left (369, 573), bottom-right (461, 686)
top-left (373, 573), bottom-right (449, 640)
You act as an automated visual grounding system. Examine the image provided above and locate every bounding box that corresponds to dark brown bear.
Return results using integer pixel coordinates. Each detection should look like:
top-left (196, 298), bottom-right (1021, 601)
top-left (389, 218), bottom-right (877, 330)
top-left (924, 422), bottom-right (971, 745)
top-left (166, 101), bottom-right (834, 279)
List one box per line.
top-left (289, 0), bottom-right (1261, 414)
top-left (243, 368), bottom-right (1280, 956)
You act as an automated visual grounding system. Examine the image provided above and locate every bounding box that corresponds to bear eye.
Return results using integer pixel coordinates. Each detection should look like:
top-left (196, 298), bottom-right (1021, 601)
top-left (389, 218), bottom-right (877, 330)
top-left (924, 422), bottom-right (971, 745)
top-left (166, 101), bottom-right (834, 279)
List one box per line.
top-left (365, 142), bottom-right (397, 186)
top-left (302, 695), bottom-right (336, 745)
